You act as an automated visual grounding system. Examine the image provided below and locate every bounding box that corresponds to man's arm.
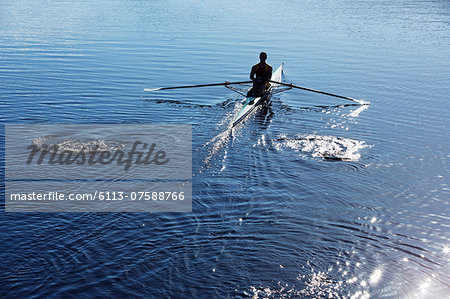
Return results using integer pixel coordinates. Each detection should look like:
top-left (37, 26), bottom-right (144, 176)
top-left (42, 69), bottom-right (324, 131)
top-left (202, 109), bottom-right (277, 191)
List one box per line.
top-left (264, 66), bottom-right (273, 81)
top-left (250, 65), bottom-right (256, 81)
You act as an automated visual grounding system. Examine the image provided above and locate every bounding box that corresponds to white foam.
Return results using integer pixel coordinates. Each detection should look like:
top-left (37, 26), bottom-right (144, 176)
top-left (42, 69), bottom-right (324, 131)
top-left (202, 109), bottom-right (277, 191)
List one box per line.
top-left (271, 134), bottom-right (369, 161)
top-left (32, 136), bottom-right (124, 153)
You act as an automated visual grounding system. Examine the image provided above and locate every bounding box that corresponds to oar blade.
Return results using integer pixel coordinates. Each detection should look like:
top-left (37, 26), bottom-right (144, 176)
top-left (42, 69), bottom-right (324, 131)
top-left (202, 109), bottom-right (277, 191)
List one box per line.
top-left (143, 88), bottom-right (163, 92)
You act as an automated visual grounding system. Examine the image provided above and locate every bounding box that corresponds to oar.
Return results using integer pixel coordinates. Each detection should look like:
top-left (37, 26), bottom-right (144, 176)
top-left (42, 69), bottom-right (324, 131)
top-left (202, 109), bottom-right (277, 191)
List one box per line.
top-left (144, 81), bottom-right (253, 92)
top-left (269, 80), bottom-right (367, 104)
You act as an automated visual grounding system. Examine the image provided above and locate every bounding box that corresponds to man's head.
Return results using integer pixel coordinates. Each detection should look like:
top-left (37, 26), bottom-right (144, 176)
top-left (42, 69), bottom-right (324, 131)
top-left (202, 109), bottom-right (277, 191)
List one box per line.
top-left (259, 51), bottom-right (267, 61)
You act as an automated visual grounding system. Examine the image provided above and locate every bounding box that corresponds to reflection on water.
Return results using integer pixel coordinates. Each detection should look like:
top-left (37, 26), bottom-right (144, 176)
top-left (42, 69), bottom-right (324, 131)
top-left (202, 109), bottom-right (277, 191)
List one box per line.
top-left (349, 105), bottom-right (369, 118)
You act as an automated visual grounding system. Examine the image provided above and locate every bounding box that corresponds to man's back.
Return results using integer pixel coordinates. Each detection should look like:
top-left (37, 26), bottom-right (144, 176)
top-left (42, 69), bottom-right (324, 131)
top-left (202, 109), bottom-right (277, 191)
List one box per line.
top-left (251, 62), bottom-right (272, 83)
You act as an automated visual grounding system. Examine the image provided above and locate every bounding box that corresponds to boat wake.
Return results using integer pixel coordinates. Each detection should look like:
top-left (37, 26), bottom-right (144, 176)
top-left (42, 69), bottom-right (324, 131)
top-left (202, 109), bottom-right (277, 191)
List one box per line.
top-left (200, 102), bottom-right (243, 172)
top-left (269, 134), bottom-right (369, 161)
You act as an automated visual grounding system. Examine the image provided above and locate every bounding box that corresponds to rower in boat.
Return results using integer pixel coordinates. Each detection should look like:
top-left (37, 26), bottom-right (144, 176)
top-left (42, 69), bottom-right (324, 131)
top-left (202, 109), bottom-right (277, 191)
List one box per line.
top-left (247, 52), bottom-right (273, 98)
top-left (144, 59), bottom-right (367, 128)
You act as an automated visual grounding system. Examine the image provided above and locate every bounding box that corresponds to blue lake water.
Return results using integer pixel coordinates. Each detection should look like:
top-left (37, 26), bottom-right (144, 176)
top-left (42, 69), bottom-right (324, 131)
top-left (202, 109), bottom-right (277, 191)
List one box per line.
top-left (1, 0), bottom-right (449, 297)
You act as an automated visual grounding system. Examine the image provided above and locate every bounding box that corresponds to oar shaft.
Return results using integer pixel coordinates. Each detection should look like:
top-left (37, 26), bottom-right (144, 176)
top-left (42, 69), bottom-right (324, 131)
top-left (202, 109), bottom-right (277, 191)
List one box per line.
top-left (270, 80), bottom-right (360, 103)
top-left (144, 81), bottom-right (252, 92)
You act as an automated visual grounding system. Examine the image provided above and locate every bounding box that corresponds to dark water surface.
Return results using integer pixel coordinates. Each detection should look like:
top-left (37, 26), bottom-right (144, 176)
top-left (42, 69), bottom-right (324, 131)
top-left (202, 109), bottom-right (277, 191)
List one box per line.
top-left (1, 0), bottom-right (449, 297)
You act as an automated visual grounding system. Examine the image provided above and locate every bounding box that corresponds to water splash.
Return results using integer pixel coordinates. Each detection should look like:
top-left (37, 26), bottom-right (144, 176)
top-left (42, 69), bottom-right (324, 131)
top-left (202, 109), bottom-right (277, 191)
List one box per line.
top-left (270, 134), bottom-right (369, 161)
top-left (322, 100), bottom-right (370, 130)
top-left (356, 99), bottom-right (371, 105)
top-left (32, 135), bottom-right (124, 153)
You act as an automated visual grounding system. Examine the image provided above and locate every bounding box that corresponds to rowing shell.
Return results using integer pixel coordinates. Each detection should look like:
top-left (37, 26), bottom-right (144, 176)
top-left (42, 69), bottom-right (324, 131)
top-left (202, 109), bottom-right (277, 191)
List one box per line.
top-left (232, 63), bottom-right (283, 127)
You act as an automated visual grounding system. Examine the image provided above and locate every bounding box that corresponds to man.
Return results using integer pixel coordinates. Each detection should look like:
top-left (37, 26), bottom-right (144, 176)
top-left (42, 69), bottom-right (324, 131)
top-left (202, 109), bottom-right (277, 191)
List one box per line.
top-left (247, 52), bottom-right (273, 97)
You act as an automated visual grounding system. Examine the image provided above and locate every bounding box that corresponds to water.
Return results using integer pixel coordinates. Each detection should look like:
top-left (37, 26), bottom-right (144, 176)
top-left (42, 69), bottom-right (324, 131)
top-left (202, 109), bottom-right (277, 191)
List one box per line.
top-left (1, 0), bottom-right (449, 297)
